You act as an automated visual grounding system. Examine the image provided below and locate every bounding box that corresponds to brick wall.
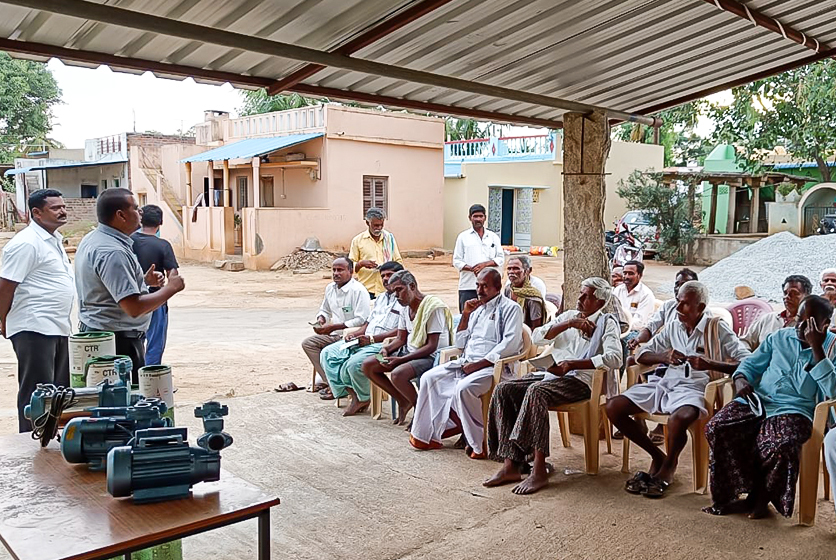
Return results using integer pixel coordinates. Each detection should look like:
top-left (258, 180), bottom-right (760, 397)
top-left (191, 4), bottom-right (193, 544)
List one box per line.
top-left (63, 198), bottom-right (97, 224)
top-left (126, 134), bottom-right (196, 149)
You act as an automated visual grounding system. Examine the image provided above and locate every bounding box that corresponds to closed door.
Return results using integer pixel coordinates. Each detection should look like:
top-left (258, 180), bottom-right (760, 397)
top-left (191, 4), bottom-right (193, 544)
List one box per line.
top-left (500, 188), bottom-right (515, 245)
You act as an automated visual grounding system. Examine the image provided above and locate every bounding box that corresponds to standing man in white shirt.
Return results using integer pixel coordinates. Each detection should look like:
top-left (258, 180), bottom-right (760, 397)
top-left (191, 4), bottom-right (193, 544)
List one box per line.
top-left (0, 189), bottom-right (75, 432)
top-left (613, 260), bottom-right (656, 338)
top-left (453, 204), bottom-right (504, 313)
top-left (302, 256), bottom-right (371, 398)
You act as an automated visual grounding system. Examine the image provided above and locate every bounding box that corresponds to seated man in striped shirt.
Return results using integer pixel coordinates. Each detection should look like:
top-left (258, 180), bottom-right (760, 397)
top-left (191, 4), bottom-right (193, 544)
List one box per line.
top-left (320, 261), bottom-right (405, 416)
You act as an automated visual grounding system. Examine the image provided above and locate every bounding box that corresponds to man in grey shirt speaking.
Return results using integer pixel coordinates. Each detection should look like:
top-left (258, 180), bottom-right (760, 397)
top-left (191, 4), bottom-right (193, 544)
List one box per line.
top-left (75, 188), bottom-right (185, 382)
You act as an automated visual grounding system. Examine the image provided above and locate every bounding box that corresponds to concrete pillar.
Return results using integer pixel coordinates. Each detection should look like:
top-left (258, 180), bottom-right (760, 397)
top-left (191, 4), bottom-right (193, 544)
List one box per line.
top-left (252, 157), bottom-right (261, 208)
top-left (562, 111), bottom-right (610, 305)
top-left (184, 161), bottom-right (192, 203)
top-left (207, 162), bottom-right (214, 207)
top-left (726, 184), bottom-right (737, 234)
top-left (222, 160), bottom-right (230, 207)
top-left (708, 182), bottom-right (719, 234)
top-left (751, 183), bottom-right (761, 233)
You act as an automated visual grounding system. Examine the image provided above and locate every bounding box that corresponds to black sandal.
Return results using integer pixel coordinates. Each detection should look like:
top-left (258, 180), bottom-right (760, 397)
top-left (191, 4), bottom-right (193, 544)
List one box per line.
top-left (625, 471), bottom-right (651, 494)
top-left (641, 477), bottom-right (670, 499)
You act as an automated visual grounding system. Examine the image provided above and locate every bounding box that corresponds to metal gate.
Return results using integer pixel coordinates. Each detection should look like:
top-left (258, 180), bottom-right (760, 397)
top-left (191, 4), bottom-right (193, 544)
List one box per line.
top-left (803, 206), bottom-right (836, 236)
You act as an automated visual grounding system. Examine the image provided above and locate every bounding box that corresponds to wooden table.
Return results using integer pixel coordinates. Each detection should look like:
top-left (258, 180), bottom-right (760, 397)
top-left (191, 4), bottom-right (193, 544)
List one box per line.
top-left (0, 434), bottom-right (279, 560)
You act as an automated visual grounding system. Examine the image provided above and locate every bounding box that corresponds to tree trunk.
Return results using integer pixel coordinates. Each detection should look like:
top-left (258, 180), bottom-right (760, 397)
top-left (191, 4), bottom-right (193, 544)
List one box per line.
top-left (815, 154), bottom-right (832, 183)
top-left (562, 111), bottom-right (611, 306)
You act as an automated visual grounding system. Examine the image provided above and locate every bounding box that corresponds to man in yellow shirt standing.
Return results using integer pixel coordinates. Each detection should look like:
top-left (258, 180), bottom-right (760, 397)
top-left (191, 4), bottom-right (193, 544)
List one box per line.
top-left (349, 207), bottom-right (403, 299)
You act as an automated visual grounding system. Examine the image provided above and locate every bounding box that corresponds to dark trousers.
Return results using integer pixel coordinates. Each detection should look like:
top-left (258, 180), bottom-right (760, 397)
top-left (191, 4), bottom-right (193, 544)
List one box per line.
top-left (79, 323), bottom-right (145, 385)
top-left (11, 331), bottom-right (70, 433)
top-left (458, 290), bottom-right (478, 313)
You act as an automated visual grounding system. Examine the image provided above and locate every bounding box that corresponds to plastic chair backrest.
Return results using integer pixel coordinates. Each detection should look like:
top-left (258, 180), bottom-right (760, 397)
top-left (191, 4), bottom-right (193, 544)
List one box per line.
top-left (544, 300), bottom-right (558, 322)
top-left (725, 298), bottom-right (773, 336)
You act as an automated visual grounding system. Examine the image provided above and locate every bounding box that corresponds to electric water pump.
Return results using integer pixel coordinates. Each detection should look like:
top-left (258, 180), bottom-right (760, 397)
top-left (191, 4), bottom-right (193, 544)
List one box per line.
top-left (24, 358), bottom-right (140, 446)
top-left (60, 399), bottom-right (172, 470)
top-left (106, 401), bottom-right (233, 503)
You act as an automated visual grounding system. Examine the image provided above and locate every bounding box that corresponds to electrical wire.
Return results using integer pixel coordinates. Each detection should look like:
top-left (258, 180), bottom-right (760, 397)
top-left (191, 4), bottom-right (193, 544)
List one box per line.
top-left (30, 386), bottom-right (76, 447)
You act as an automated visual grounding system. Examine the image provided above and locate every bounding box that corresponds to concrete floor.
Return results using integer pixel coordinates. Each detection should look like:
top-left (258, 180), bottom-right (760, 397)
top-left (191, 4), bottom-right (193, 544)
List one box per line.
top-left (167, 391), bottom-right (836, 560)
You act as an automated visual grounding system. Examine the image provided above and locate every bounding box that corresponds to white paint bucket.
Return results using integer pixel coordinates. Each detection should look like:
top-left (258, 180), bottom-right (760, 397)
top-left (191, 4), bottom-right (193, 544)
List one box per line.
top-left (69, 332), bottom-right (116, 388)
top-left (139, 365), bottom-right (175, 409)
top-left (84, 355), bottom-right (129, 387)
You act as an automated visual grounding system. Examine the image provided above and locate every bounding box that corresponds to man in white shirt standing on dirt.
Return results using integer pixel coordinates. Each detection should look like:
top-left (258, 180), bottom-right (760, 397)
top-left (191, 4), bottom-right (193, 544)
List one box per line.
top-left (613, 259), bottom-right (656, 339)
top-left (0, 189), bottom-right (75, 432)
top-left (453, 204), bottom-right (504, 313)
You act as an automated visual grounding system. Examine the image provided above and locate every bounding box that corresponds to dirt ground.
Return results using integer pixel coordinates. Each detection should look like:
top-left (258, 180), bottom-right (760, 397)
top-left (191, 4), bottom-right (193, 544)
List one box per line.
top-left (2, 255), bottom-right (834, 560)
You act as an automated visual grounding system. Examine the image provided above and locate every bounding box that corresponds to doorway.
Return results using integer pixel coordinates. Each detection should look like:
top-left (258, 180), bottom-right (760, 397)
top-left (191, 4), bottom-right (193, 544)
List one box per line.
top-left (500, 188), bottom-right (515, 245)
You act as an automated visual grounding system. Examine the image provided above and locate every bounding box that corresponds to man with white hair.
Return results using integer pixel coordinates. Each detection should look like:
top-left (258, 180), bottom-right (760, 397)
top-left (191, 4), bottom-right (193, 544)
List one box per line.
top-left (484, 277), bottom-right (622, 495)
top-left (606, 280), bottom-right (751, 498)
top-left (349, 207), bottom-right (403, 299)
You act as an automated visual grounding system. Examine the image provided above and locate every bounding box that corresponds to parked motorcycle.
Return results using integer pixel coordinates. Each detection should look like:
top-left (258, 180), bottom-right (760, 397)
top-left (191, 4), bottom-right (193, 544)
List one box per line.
top-left (605, 222), bottom-right (644, 268)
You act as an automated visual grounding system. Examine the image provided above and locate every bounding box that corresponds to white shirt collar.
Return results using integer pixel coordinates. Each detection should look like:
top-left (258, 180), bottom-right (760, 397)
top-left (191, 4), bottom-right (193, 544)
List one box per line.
top-left (30, 220), bottom-right (63, 242)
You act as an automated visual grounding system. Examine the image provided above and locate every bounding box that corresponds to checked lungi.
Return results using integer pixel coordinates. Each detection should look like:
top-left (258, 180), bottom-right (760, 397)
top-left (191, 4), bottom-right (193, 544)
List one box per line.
top-left (487, 374), bottom-right (590, 463)
top-left (706, 400), bottom-right (812, 517)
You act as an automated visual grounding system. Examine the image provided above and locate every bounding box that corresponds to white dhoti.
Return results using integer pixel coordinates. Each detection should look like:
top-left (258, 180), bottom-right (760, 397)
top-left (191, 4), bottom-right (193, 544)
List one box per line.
top-left (410, 362), bottom-right (493, 454)
top-left (622, 374), bottom-right (708, 415)
top-left (825, 429), bottom-right (836, 515)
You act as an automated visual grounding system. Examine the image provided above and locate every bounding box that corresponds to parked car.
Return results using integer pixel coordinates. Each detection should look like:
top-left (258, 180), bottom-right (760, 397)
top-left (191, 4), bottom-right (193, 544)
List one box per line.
top-left (817, 214), bottom-right (836, 235)
top-left (617, 211), bottom-right (659, 256)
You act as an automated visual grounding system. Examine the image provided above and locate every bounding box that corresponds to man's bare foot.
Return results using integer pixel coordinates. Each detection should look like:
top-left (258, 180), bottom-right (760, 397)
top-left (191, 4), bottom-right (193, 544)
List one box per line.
top-left (512, 471), bottom-right (549, 495)
top-left (748, 497), bottom-right (771, 519)
top-left (342, 398), bottom-right (370, 416)
top-left (393, 402), bottom-right (413, 425)
top-left (484, 462), bottom-right (522, 487)
top-left (702, 498), bottom-right (752, 516)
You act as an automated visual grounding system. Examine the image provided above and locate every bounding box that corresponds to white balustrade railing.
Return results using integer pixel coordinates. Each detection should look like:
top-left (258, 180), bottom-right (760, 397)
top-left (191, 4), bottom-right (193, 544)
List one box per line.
top-left (228, 105), bottom-right (326, 140)
top-left (445, 133), bottom-right (557, 161)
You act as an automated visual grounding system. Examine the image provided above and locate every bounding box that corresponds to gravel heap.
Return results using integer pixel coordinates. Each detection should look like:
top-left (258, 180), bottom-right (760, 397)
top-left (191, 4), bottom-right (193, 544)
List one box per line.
top-left (698, 231), bottom-right (836, 303)
top-left (271, 249), bottom-right (335, 272)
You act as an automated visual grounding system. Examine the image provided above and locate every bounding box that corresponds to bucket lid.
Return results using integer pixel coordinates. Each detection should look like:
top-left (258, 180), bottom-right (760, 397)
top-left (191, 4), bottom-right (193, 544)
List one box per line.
top-left (72, 331), bottom-right (114, 339)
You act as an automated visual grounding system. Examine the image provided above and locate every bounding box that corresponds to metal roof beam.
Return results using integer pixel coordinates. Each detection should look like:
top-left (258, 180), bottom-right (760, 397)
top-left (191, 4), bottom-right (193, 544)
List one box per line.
top-left (702, 0), bottom-right (831, 53)
top-left (0, 38), bottom-right (562, 129)
top-left (266, 0), bottom-right (457, 95)
top-left (0, 0), bottom-right (660, 126)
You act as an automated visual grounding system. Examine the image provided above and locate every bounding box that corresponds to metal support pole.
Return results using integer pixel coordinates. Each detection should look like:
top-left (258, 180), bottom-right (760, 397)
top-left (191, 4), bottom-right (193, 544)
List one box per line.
top-left (258, 510), bottom-right (270, 560)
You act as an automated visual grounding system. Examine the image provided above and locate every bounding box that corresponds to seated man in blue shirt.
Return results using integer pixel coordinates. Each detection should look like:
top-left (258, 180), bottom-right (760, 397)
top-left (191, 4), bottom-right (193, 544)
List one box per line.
top-left (704, 295), bottom-right (836, 520)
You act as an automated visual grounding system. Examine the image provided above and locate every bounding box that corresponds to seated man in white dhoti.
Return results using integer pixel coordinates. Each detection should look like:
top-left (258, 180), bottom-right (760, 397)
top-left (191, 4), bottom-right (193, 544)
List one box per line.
top-left (409, 268), bottom-right (523, 459)
top-left (605, 281), bottom-right (751, 498)
top-left (484, 277), bottom-right (623, 495)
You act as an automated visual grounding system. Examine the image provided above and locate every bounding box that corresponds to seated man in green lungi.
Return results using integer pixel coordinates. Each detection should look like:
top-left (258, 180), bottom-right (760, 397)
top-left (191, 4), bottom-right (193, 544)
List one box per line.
top-left (320, 261), bottom-right (404, 415)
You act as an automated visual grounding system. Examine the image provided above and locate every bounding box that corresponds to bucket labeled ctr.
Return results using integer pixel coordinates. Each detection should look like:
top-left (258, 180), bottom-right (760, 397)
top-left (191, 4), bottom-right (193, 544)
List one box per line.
top-left (138, 365), bottom-right (175, 422)
top-left (84, 355), bottom-right (130, 387)
top-left (69, 332), bottom-right (116, 388)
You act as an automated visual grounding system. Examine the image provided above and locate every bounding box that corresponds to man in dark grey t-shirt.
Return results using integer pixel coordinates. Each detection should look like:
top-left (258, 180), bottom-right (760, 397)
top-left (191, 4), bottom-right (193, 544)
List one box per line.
top-left (75, 189), bottom-right (185, 382)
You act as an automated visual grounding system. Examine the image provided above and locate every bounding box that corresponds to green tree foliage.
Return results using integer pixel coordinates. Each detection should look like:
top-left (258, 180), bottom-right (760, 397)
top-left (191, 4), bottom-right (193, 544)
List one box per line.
top-left (444, 118), bottom-right (488, 141)
top-left (710, 60), bottom-right (836, 182)
top-left (616, 170), bottom-right (700, 264)
top-left (0, 52), bottom-right (62, 164)
top-left (613, 101), bottom-right (710, 167)
top-left (239, 90), bottom-right (321, 116)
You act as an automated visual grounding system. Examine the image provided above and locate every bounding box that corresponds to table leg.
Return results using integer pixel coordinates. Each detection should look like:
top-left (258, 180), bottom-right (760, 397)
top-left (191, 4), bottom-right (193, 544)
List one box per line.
top-left (257, 509), bottom-right (270, 560)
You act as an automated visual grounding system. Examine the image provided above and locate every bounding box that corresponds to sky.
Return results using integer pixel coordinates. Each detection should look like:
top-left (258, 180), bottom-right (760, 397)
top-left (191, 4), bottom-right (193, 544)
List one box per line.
top-left (46, 58), bottom-right (731, 149)
top-left (48, 59), bottom-right (242, 148)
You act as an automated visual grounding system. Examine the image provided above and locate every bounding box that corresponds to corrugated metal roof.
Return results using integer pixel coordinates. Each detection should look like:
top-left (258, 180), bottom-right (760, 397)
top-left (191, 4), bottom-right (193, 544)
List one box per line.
top-left (180, 133), bottom-right (323, 163)
top-left (4, 157), bottom-right (127, 176)
top-left (772, 161), bottom-right (836, 169)
top-left (1, 0), bottom-right (834, 126)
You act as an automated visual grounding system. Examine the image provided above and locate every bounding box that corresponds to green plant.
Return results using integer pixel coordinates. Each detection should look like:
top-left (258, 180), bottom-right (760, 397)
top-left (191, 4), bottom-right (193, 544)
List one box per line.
top-left (616, 170), bottom-right (700, 265)
top-left (776, 181), bottom-right (798, 198)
